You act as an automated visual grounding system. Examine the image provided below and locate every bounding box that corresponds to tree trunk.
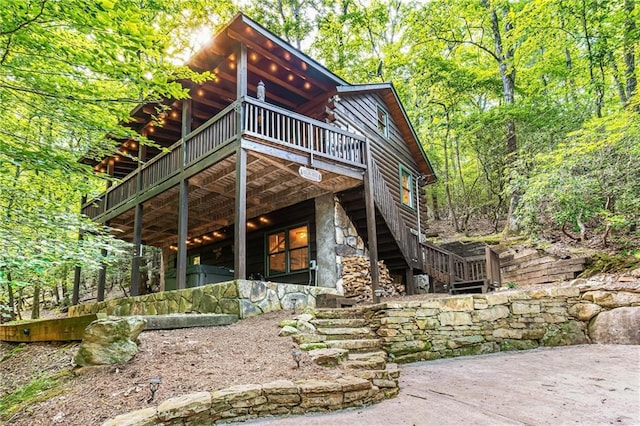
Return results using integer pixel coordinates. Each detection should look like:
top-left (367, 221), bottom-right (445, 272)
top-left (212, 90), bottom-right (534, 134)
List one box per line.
top-left (31, 282), bottom-right (40, 320)
top-left (7, 272), bottom-right (15, 321)
top-left (482, 0), bottom-right (519, 234)
top-left (580, 0), bottom-right (604, 117)
top-left (431, 190), bottom-right (441, 221)
top-left (624, 0), bottom-right (637, 102)
top-left (442, 123), bottom-right (459, 232)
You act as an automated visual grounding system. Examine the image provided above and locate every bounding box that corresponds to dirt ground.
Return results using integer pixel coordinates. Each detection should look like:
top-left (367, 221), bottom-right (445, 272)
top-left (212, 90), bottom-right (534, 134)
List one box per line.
top-left (0, 310), bottom-right (347, 425)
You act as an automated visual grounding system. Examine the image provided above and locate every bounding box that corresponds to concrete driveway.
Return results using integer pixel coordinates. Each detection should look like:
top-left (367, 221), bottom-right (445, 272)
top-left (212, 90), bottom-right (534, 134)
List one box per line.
top-left (248, 344), bottom-right (640, 425)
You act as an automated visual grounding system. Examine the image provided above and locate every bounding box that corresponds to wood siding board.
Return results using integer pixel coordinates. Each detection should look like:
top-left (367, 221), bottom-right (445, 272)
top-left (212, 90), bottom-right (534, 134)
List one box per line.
top-left (335, 93), bottom-right (423, 232)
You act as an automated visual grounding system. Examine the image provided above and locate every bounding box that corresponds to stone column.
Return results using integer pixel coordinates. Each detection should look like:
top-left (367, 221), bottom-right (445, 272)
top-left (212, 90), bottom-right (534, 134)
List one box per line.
top-left (314, 194), bottom-right (338, 288)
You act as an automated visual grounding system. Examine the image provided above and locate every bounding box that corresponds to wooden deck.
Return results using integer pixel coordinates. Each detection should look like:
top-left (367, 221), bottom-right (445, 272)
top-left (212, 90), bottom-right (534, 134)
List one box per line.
top-left (82, 97), bottom-right (366, 223)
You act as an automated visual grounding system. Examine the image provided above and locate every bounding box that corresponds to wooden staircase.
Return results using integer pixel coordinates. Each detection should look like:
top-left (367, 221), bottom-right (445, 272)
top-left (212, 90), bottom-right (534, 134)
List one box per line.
top-left (338, 163), bottom-right (501, 294)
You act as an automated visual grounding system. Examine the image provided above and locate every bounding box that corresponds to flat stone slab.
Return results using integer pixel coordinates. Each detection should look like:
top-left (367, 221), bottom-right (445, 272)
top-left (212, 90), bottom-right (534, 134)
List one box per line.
top-left (325, 339), bottom-right (381, 351)
top-left (308, 348), bottom-right (348, 366)
top-left (141, 314), bottom-right (238, 330)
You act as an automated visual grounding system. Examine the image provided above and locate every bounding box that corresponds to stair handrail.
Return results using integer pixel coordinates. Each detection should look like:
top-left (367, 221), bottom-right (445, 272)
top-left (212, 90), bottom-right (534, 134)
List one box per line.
top-left (369, 161), bottom-right (415, 265)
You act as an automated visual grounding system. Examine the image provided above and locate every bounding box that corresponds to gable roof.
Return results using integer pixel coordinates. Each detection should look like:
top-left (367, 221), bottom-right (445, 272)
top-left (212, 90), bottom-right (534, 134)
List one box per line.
top-left (336, 83), bottom-right (436, 184)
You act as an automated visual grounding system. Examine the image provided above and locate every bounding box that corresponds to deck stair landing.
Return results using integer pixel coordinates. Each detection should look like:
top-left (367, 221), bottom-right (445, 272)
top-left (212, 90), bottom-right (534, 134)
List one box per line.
top-left (292, 307), bottom-right (399, 397)
top-left (338, 166), bottom-right (501, 294)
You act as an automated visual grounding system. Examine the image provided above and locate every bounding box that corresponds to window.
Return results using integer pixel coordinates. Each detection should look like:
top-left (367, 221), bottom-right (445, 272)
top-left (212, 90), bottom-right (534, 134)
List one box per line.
top-left (399, 166), bottom-right (414, 209)
top-left (267, 224), bottom-right (309, 276)
top-left (377, 105), bottom-right (389, 138)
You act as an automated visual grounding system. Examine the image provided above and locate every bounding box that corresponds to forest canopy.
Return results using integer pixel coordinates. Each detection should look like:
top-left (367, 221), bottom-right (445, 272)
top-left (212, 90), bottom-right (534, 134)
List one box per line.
top-left (0, 0), bottom-right (638, 318)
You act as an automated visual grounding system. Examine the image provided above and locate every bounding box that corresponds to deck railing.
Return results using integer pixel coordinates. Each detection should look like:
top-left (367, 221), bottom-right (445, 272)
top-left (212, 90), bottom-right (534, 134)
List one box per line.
top-left (82, 98), bottom-right (365, 219)
top-left (418, 239), bottom-right (501, 288)
top-left (244, 97), bottom-right (365, 167)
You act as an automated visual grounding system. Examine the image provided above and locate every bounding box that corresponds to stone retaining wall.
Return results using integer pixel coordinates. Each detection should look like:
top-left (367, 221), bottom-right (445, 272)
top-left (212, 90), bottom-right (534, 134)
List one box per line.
top-left (103, 373), bottom-right (399, 426)
top-left (69, 280), bottom-right (339, 319)
top-left (365, 278), bottom-right (640, 363)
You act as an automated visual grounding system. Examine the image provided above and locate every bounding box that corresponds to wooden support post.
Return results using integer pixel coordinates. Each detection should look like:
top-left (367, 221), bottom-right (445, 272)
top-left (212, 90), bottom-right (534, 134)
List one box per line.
top-left (448, 254), bottom-right (455, 291)
top-left (72, 195), bottom-right (86, 306)
top-left (131, 203), bottom-right (143, 297)
top-left (177, 179), bottom-right (188, 289)
top-left (363, 142), bottom-right (380, 303)
top-left (234, 146), bottom-right (247, 279)
top-left (176, 98), bottom-right (192, 290)
top-left (182, 98), bottom-right (192, 137)
top-left (72, 263), bottom-right (81, 306)
top-left (237, 43), bottom-right (247, 99)
top-left (97, 248), bottom-right (107, 302)
top-left (405, 268), bottom-right (414, 295)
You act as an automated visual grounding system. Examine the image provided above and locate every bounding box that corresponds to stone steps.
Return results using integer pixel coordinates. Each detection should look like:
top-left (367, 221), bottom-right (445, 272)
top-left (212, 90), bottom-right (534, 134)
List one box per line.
top-left (315, 327), bottom-right (376, 340)
top-left (310, 318), bottom-right (367, 328)
top-left (348, 350), bottom-right (387, 360)
top-left (142, 314), bottom-right (238, 331)
top-left (343, 356), bottom-right (387, 370)
top-left (314, 308), bottom-right (366, 319)
top-left (292, 308), bottom-right (393, 382)
top-left (325, 338), bottom-right (381, 353)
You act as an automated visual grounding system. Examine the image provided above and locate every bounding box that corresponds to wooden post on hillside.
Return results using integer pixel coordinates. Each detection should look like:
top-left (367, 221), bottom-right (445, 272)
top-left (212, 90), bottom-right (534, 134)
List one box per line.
top-left (363, 141), bottom-right (380, 303)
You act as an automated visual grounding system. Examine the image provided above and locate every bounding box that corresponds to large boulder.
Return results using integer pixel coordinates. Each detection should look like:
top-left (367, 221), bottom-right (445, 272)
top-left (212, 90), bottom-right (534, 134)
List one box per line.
top-left (588, 307), bottom-right (640, 344)
top-left (74, 316), bottom-right (146, 366)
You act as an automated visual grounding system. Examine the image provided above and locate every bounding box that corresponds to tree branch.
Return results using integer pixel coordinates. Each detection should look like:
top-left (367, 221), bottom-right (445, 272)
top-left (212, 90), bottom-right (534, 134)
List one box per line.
top-left (0, 0), bottom-right (48, 36)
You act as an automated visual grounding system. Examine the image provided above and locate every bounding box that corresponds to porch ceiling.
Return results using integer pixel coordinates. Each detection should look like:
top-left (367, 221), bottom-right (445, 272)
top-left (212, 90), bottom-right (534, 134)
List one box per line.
top-left (108, 151), bottom-right (361, 248)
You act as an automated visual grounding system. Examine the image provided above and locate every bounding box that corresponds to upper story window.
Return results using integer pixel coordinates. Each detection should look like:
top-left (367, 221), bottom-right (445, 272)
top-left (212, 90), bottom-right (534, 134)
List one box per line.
top-left (377, 105), bottom-right (389, 138)
top-left (399, 165), bottom-right (414, 209)
top-left (267, 224), bottom-right (309, 276)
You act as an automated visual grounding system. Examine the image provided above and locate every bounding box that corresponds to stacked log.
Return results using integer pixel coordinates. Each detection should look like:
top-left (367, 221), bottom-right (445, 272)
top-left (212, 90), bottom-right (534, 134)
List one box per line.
top-left (341, 256), bottom-right (405, 302)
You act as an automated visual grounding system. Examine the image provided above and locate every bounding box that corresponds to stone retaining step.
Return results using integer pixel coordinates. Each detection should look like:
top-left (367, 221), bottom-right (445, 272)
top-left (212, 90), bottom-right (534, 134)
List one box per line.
top-left (348, 351), bottom-right (387, 361)
top-left (343, 356), bottom-right (387, 370)
top-left (141, 314), bottom-right (238, 330)
top-left (310, 318), bottom-right (366, 328)
top-left (325, 339), bottom-right (381, 352)
top-left (315, 327), bottom-right (376, 340)
top-left (314, 308), bottom-right (366, 320)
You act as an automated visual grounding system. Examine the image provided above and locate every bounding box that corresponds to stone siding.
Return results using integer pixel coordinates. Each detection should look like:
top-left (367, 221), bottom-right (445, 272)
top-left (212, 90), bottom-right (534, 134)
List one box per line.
top-left (103, 374), bottom-right (399, 426)
top-left (69, 280), bottom-right (339, 319)
top-left (365, 280), bottom-right (640, 363)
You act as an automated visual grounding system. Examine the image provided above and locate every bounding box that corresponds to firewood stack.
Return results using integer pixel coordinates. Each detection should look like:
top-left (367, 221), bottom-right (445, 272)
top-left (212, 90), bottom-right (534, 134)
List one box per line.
top-left (341, 256), bottom-right (405, 302)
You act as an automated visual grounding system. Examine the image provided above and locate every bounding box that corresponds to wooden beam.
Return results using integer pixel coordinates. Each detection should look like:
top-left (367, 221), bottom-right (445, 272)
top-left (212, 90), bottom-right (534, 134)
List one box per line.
top-left (182, 98), bottom-right (192, 136)
top-left (0, 314), bottom-right (107, 343)
top-left (234, 147), bottom-right (247, 279)
top-left (72, 195), bottom-right (85, 306)
top-left (227, 28), bottom-right (333, 92)
top-left (97, 248), bottom-right (107, 302)
top-left (237, 43), bottom-right (247, 99)
top-left (363, 142), bottom-right (380, 303)
top-left (130, 202), bottom-right (143, 297)
top-left (247, 63), bottom-right (313, 100)
top-left (215, 68), bottom-right (298, 108)
top-left (405, 267), bottom-right (414, 296)
top-left (192, 95), bottom-right (227, 111)
top-left (249, 152), bottom-right (337, 191)
top-left (241, 139), bottom-right (364, 180)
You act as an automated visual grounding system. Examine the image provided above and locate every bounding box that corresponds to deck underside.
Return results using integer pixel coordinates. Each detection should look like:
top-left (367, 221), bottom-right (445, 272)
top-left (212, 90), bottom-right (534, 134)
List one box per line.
top-left (108, 150), bottom-right (361, 248)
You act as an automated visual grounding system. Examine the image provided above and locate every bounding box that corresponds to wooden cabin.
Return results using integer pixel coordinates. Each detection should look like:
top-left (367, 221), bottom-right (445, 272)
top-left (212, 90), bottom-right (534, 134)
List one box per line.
top-left (78, 14), bottom-right (498, 302)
